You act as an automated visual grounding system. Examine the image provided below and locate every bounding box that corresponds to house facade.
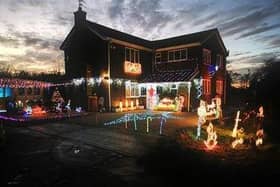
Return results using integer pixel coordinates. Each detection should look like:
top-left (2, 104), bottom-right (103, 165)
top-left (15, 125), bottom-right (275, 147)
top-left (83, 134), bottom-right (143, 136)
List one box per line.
top-left (60, 7), bottom-right (229, 112)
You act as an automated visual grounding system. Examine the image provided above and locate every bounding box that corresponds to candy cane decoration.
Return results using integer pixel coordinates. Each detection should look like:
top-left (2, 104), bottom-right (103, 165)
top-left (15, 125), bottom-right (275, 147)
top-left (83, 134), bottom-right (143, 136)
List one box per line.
top-left (232, 111), bottom-right (241, 138)
top-left (146, 116), bottom-right (152, 133)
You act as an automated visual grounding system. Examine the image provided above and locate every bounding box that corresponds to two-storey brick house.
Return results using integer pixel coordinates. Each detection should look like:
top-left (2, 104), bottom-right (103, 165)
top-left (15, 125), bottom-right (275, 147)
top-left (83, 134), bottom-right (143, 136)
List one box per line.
top-left (60, 7), bottom-right (229, 111)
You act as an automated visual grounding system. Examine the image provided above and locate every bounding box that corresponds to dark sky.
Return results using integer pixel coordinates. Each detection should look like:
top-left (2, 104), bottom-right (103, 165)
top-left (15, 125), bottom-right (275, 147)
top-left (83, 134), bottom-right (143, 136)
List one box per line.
top-left (0, 0), bottom-right (279, 74)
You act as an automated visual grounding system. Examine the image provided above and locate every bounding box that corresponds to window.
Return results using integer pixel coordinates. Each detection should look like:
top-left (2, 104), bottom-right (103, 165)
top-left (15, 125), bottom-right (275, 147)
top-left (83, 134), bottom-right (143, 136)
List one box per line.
top-left (34, 88), bottom-right (40, 95)
top-left (155, 52), bottom-right (161, 63)
top-left (156, 86), bottom-right (163, 95)
top-left (216, 80), bottom-right (223, 95)
top-left (168, 48), bottom-right (187, 62)
top-left (202, 79), bottom-right (211, 95)
top-left (125, 47), bottom-right (139, 63)
top-left (216, 54), bottom-right (223, 68)
top-left (27, 88), bottom-right (32, 95)
top-left (125, 81), bottom-right (139, 98)
top-left (18, 88), bottom-right (25, 96)
top-left (140, 87), bottom-right (146, 96)
top-left (203, 49), bottom-right (211, 65)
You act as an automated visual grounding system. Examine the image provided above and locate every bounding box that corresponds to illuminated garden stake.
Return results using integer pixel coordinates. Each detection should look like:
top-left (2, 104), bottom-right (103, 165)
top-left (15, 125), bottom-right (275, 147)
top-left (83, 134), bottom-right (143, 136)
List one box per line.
top-left (133, 113), bottom-right (137, 131)
top-left (131, 101), bottom-right (134, 110)
top-left (125, 100), bottom-right (128, 110)
top-left (119, 101), bottom-right (123, 112)
top-left (146, 116), bottom-right (152, 133)
top-left (204, 122), bottom-right (217, 149)
top-left (160, 114), bottom-right (167, 135)
top-left (232, 110), bottom-right (241, 138)
top-left (125, 114), bottom-right (128, 128)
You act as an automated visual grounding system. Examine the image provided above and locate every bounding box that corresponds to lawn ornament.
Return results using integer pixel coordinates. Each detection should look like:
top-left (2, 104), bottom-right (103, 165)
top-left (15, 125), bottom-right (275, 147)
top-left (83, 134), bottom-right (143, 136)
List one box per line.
top-left (232, 110), bottom-right (241, 138)
top-left (146, 116), bottom-right (152, 133)
top-left (204, 122), bottom-right (218, 149)
top-left (232, 127), bottom-right (245, 148)
top-left (196, 100), bottom-right (207, 139)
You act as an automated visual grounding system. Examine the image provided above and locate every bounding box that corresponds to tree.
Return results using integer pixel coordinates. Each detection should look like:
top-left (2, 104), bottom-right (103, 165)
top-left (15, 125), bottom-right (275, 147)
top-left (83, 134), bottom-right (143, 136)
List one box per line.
top-left (250, 58), bottom-right (280, 120)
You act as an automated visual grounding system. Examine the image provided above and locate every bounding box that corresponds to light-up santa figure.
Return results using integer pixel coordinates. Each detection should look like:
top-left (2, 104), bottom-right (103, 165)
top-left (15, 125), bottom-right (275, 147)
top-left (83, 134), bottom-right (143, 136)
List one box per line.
top-left (196, 100), bottom-right (207, 140)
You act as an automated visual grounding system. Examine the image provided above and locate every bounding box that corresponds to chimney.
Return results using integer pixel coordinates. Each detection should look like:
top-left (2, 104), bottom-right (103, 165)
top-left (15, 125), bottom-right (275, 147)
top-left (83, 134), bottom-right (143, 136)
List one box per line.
top-left (74, 7), bottom-right (86, 26)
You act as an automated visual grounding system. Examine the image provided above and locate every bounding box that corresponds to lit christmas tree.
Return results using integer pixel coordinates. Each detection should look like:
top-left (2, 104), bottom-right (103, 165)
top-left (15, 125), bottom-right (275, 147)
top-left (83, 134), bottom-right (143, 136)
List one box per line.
top-left (51, 87), bottom-right (64, 103)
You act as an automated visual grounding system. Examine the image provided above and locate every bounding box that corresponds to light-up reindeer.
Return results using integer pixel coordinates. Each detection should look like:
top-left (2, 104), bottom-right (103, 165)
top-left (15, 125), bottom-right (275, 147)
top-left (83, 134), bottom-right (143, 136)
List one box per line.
top-left (232, 110), bottom-right (241, 138)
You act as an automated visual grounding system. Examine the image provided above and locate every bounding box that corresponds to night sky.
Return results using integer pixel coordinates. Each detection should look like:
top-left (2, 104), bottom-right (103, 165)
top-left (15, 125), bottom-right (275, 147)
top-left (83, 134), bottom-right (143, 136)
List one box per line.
top-left (0, 0), bottom-right (279, 74)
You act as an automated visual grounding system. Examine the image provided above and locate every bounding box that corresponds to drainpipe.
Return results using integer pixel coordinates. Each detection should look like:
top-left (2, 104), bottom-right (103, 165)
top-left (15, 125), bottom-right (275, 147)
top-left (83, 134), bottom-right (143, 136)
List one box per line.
top-left (107, 40), bottom-right (111, 111)
top-left (187, 81), bottom-right (191, 112)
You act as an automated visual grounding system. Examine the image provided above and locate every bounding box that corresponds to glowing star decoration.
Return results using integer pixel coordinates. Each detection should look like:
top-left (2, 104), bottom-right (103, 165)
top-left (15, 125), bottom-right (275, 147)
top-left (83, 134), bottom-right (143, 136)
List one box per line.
top-left (232, 127), bottom-right (244, 148)
top-left (256, 129), bottom-right (264, 146)
top-left (159, 114), bottom-right (167, 135)
top-left (146, 116), bottom-right (152, 133)
top-left (232, 111), bottom-right (241, 138)
top-left (204, 122), bottom-right (218, 150)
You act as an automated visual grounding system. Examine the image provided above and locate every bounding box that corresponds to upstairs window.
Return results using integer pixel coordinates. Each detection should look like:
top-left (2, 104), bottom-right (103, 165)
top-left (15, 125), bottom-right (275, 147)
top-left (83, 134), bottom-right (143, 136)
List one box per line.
top-left (155, 52), bottom-right (161, 64)
top-left (168, 48), bottom-right (187, 62)
top-left (203, 48), bottom-right (211, 65)
top-left (125, 47), bottom-right (140, 63)
top-left (216, 54), bottom-right (223, 68)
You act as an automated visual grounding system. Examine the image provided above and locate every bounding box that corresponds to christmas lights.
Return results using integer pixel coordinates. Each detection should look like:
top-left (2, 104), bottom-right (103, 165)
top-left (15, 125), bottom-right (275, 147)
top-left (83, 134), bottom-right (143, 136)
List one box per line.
top-left (232, 127), bottom-right (244, 148)
top-left (146, 116), bottom-right (152, 133)
top-left (232, 111), bottom-right (241, 138)
top-left (204, 122), bottom-right (218, 150)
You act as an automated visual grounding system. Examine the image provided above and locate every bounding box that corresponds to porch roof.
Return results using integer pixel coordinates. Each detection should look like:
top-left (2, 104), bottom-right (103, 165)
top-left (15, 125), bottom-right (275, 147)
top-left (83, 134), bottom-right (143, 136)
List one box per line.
top-left (139, 70), bottom-right (198, 83)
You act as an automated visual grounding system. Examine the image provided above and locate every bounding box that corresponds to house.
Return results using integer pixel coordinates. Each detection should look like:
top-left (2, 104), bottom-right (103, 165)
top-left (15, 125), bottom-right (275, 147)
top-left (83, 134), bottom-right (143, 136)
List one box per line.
top-left (0, 78), bottom-right (51, 111)
top-left (60, 7), bottom-right (229, 112)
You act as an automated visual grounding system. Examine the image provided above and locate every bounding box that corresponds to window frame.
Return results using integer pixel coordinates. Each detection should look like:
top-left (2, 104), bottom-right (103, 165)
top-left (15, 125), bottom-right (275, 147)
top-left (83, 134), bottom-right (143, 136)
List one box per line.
top-left (202, 79), bottom-right (211, 95)
top-left (125, 47), bottom-right (140, 63)
top-left (167, 48), bottom-right (188, 62)
top-left (216, 54), bottom-right (223, 69)
top-left (125, 81), bottom-right (140, 98)
top-left (203, 48), bottom-right (211, 65)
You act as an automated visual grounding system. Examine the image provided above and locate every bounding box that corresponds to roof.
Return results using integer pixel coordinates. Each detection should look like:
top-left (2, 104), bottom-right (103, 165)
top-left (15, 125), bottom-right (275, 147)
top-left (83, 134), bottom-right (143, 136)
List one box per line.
top-left (61, 20), bottom-right (227, 54)
top-left (151, 29), bottom-right (217, 48)
top-left (139, 69), bottom-right (199, 83)
top-left (87, 21), bottom-right (152, 48)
